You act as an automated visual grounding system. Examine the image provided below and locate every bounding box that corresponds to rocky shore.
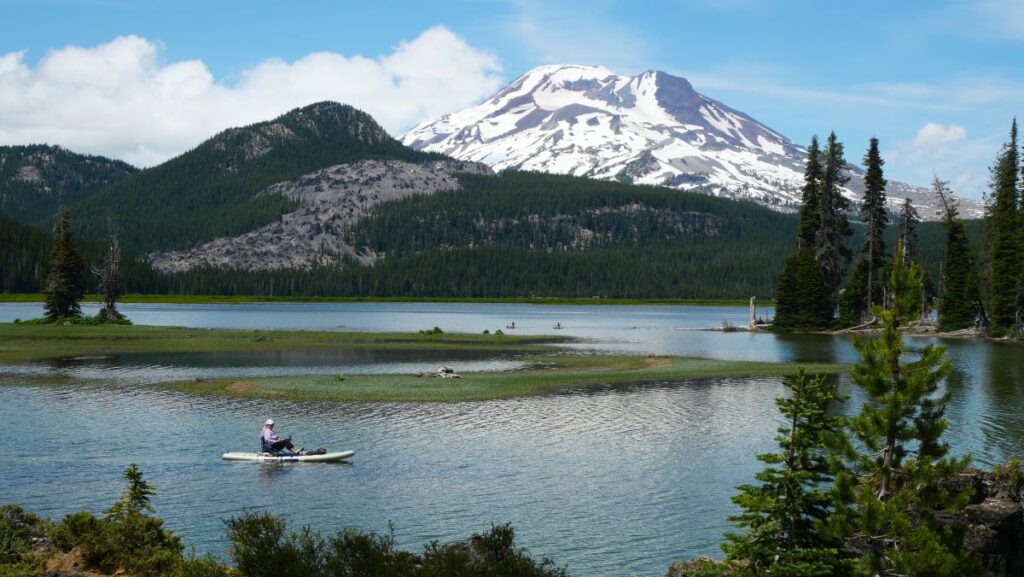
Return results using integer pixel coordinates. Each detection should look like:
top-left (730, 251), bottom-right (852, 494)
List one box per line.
top-left (666, 468), bottom-right (1024, 577)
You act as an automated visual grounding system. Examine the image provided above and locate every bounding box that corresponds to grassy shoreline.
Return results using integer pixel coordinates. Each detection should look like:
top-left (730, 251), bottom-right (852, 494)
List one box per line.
top-left (0, 323), bottom-right (562, 363)
top-left (0, 323), bottom-right (845, 401)
top-left (0, 293), bottom-right (768, 307)
top-left (167, 356), bottom-right (846, 402)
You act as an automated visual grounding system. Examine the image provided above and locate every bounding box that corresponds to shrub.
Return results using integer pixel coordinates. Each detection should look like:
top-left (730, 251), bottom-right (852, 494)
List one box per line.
top-left (0, 505), bottom-right (44, 564)
top-left (225, 514), bottom-right (567, 577)
top-left (167, 554), bottom-right (234, 577)
top-left (48, 465), bottom-right (184, 576)
top-left (0, 562), bottom-right (38, 577)
top-left (993, 458), bottom-right (1024, 485)
top-left (49, 510), bottom-right (101, 552)
top-left (225, 511), bottom-right (323, 577)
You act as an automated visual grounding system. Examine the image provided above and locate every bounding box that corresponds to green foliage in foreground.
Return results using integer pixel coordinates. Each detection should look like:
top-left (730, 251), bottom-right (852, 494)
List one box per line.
top-left (48, 465), bottom-right (185, 576)
top-left (721, 370), bottom-right (851, 576)
top-left (2, 465), bottom-right (565, 577)
top-left (227, 512), bottom-right (565, 577)
top-left (706, 248), bottom-right (979, 577)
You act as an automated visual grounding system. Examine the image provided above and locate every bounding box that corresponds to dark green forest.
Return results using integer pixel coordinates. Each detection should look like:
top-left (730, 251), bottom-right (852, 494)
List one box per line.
top-left (0, 144), bottom-right (137, 224)
top-left (1, 168), bottom-right (980, 300)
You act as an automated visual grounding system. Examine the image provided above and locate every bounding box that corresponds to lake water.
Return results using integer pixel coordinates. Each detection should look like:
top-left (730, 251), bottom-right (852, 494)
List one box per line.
top-left (1, 302), bottom-right (1022, 577)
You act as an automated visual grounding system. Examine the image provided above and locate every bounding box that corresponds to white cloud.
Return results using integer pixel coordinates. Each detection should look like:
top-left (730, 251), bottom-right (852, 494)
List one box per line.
top-left (0, 27), bottom-right (503, 167)
top-left (912, 122), bottom-right (967, 146)
top-left (888, 123), bottom-right (999, 200)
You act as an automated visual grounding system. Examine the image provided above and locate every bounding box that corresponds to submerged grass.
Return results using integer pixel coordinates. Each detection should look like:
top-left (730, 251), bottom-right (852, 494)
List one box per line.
top-left (0, 323), bottom-right (562, 363)
top-left (167, 356), bottom-right (847, 402)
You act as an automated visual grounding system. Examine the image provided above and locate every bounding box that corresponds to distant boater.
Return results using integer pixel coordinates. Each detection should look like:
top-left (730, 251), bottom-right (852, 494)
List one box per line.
top-left (260, 419), bottom-right (302, 455)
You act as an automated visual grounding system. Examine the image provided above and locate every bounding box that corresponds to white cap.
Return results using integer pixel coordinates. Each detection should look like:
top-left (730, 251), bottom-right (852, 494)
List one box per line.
top-left (265, 419), bottom-right (274, 425)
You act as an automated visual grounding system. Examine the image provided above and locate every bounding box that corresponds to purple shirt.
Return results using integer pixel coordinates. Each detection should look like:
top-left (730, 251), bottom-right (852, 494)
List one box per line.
top-left (261, 427), bottom-right (279, 443)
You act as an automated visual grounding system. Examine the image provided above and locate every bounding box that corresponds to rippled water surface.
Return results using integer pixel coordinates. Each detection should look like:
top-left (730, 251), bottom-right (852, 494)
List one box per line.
top-left (2, 302), bottom-right (1022, 577)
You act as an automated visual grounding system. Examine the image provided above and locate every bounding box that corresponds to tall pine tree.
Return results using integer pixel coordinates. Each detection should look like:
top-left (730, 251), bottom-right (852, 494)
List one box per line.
top-left (775, 136), bottom-right (832, 329)
top-left (898, 197), bottom-right (920, 262)
top-left (722, 369), bottom-right (850, 576)
top-left (43, 205), bottom-right (86, 321)
top-left (828, 243), bottom-right (977, 576)
top-left (815, 133), bottom-right (853, 317)
top-left (838, 138), bottom-right (888, 326)
top-left (987, 119), bottom-right (1021, 335)
top-left (797, 136), bottom-right (823, 249)
top-left (859, 137), bottom-right (888, 312)
top-left (935, 177), bottom-right (984, 332)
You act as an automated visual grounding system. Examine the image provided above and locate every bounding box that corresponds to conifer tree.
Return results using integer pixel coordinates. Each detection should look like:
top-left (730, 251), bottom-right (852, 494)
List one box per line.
top-left (775, 248), bottom-right (832, 329)
top-left (828, 242), bottom-right (976, 576)
top-left (837, 139), bottom-right (888, 326)
top-left (934, 178), bottom-right (983, 331)
top-left (860, 137), bottom-right (888, 312)
top-left (987, 119), bottom-right (1021, 335)
top-left (43, 205), bottom-right (86, 321)
top-left (898, 197), bottom-right (920, 262)
top-left (797, 136), bottom-right (823, 249)
top-left (722, 369), bottom-right (850, 576)
top-left (775, 136), bottom-right (833, 329)
top-left (815, 133), bottom-right (853, 316)
top-left (107, 463), bottom-right (157, 518)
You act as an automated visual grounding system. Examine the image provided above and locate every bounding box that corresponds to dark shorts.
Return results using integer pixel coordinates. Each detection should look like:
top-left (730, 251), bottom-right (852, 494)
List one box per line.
top-left (269, 438), bottom-right (295, 451)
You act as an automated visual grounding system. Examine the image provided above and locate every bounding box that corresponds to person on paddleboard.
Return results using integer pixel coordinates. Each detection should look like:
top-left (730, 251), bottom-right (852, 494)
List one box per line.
top-left (261, 419), bottom-right (303, 455)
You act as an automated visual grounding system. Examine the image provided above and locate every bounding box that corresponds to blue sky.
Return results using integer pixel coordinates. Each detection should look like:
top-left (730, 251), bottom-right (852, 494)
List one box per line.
top-left (2, 0), bottom-right (1022, 199)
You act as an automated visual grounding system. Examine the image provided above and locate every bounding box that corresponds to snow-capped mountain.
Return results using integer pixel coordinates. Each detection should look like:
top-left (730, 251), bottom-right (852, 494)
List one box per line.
top-left (402, 64), bottom-right (984, 219)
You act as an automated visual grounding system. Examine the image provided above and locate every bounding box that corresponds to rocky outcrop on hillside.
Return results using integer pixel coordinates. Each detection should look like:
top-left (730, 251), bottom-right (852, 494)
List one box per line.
top-left (148, 159), bottom-right (491, 272)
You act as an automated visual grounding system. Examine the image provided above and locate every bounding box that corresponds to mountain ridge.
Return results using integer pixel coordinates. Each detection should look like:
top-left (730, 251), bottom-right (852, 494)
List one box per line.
top-left (402, 64), bottom-right (984, 220)
top-left (69, 101), bottom-right (443, 253)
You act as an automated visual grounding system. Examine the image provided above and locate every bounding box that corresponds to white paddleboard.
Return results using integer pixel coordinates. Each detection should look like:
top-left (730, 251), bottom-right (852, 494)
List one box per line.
top-left (222, 450), bottom-right (355, 463)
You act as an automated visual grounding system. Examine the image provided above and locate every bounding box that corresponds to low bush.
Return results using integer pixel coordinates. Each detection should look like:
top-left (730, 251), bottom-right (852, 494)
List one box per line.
top-left (49, 465), bottom-right (183, 576)
top-left (0, 505), bottom-right (44, 565)
top-left (226, 513), bottom-right (566, 577)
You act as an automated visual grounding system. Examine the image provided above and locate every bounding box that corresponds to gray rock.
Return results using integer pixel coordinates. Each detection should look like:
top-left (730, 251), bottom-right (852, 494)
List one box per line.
top-left (149, 159), bottom-right (491, 272)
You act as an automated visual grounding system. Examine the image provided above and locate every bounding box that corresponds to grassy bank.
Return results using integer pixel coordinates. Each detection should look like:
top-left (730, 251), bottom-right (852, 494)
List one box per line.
top-left (0, 323), bottom-right (561, 363)
top-left (168, 356), bottom-right (846, 402)
top-left (0, 323), bottom-right (844, 402)
top-left (0, 292), bottom-right (767, 306)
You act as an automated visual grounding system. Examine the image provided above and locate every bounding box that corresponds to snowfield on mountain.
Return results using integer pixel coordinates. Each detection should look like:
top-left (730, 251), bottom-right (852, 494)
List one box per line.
top-left (402, 64), bottom-right (983, 220)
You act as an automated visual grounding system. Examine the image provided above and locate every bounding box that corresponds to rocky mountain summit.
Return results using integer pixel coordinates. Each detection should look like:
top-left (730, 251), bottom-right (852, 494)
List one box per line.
top-left (403, 65), bottom-right (984, 220)
top-left (149, 159), bottom-right (491, 272)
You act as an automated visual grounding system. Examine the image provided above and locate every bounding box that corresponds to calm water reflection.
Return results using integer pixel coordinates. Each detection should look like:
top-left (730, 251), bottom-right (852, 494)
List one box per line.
top-left (1, 302), bottom-right (1022, 577)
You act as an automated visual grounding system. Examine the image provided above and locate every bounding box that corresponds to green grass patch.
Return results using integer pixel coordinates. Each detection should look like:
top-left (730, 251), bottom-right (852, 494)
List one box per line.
top-left (167, 356), bottom-right (847, 402)
top-left (0, 323), bottom-right (563, 363)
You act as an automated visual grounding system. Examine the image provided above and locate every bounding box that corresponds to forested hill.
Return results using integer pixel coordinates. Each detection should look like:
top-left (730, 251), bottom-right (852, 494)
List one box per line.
top-left (0, 144), bottom-right (137, 224)
top-left (68, 102), bottom-right (443, 253)
top-left (136, 172), bottom-right (972, 300)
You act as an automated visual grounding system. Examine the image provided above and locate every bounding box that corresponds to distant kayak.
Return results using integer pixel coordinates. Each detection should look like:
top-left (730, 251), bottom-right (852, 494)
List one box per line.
top-left (222, 450), bottom-right (355, 463)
